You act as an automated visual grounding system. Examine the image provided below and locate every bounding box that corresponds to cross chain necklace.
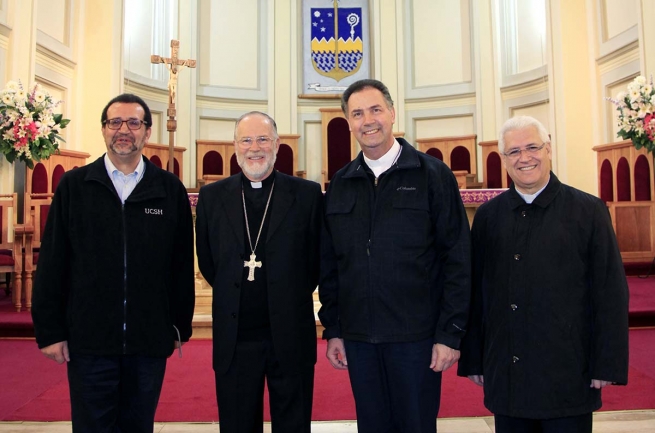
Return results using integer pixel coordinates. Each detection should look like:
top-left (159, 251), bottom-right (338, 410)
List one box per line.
top-left (241, 181), bottom-right (275, 281)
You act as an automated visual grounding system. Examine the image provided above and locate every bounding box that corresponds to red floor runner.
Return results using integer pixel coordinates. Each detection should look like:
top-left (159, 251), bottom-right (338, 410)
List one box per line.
top-left (3, 275), bottom-right (655, 335)
top-left (1, 330), bottom-right (654, 422)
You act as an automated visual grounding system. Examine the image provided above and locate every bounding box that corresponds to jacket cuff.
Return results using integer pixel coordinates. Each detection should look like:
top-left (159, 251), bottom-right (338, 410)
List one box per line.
top-left (433, 330), bottom-right (461, 350)
top-left (322, 326), bottom-right (341, 340)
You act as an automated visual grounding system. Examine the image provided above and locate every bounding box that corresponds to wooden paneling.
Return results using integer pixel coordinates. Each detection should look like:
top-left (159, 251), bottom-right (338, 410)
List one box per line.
top-left (416, 134), bottom-right (477, 176)
top-left (143, 143), bottom-right (186, 180)
top-left (608, 201), bottom-right (655, 262)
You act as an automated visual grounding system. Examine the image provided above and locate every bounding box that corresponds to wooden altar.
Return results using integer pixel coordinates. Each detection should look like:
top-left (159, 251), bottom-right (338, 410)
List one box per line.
top-left (593, 139), bottom-right (655, 263)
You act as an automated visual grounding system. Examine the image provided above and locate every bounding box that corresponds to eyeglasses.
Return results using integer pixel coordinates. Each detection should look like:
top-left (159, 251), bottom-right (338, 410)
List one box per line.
top-left (237, 136), bottom-right (274, 148)
top-left (103, 118), bottom-right (148, 130)
top-left (502, 143), bottom-right (547, 159)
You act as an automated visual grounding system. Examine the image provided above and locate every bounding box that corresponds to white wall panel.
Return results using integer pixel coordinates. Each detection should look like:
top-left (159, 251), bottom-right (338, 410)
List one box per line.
top-left (37, 0), bottom-right (67, 43)
top-left (197, 0), bottom-right (267, 100)
top-left (511, 102), bottom-right (550, 133)
top-left (415, 115), bottom-right (475, 139)
top-left (199, 0), bottom-right (258, 88)
top-left (36, 0), bottom-right (74, 60)
top-left (405, 0), bottom-right (474, 98)
top-left (411, 0), bottom-right (471, 87)
top-left (0, 0), bottom-right (7, 27)
top-left (124, 2), bottom-right (156, 78)
top-left (515, 0), bottom-right (546, 74)
top-left (198, 118), bottom-right (237, 141)
top-left (602, 0), bottom-right (637, 40)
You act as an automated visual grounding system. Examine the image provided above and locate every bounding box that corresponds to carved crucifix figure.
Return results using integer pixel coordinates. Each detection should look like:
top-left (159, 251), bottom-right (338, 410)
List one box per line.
top-left (244, 253), bottom-right (262, 282)
top-left (151, 40), bottom-right (196, 174)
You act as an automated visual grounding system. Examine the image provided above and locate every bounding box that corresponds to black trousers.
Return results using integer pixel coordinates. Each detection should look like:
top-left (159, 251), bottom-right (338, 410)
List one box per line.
top-left (494, 412), bottom-right (593, 433)
top-left (344, 338), bottom-right (442, 433)
top-left (215, 338), bottom-right (314, 433)
top-left (67, 354), bottom-right (167, 433)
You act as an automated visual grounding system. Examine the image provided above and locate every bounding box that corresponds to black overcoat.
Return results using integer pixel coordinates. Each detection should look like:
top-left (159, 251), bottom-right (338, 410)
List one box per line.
top-left (458, 173), bottom-right (629, 419)
top-left (195, 172), bottom-right (322, 375)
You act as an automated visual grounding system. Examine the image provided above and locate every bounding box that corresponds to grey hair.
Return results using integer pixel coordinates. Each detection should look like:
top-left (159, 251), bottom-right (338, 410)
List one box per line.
top-left (233, 111), bottom-right (279, 140)
top-left (498, 116), bottom-right (550, 154)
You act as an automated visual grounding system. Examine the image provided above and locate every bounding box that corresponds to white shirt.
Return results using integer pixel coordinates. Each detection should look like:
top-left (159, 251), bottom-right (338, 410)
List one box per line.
top-left (363, 139), bottom-right (402, 178)
top-left (515, 175), bottom-right (550, 204)
top-left (104, 154), bottom-right (146, 203)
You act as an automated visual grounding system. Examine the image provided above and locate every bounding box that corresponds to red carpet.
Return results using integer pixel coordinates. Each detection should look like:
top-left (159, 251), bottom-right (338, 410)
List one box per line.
top-left (626, 276), bottom-right (655, 327)
top-left (2, 275), bottom-right (655, 335)
top-left (1, 330), bottom-right (654, 422)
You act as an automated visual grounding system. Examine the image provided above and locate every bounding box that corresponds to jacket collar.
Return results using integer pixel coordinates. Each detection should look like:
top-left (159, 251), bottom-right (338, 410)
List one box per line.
top-left (85, 154), bottom-right (167, 201)
top-left (508, 171), bottom-right (561, 209)
top-left (342, 137), bottom-right (421, 179)
top-left (220, 170), bottom-right (296, 245)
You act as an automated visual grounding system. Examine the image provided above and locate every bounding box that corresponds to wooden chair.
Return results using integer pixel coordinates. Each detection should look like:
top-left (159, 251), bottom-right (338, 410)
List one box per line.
top-left (0, 194), bottom-right (24, 310)
top-left (22, 193), bottom-right (54, 312)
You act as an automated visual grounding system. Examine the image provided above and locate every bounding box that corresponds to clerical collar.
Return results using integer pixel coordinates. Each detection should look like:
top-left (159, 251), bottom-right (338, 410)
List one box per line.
top-left (242, 170), bottom-right (276, 190)
top-left (363, 139), bottom-right (402, 178)
top-left (515, 175), bottom-right (550, 204)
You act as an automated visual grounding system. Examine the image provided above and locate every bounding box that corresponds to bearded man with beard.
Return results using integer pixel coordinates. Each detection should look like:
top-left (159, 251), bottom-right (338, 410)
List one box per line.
top-left (195, 111), bottom-right (323, 433)
top-left (32, 93), bottom-right (195, 433)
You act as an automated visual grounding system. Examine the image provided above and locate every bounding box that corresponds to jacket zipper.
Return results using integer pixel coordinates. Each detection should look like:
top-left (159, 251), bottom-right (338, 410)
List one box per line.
top-left (122, 202), bottom-right (128, 354)
top-left (367, 173), bottom-right (381, 342)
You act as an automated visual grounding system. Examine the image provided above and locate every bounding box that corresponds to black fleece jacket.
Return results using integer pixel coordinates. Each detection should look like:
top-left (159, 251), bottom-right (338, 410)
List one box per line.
top-left (32, 155), bottom-right (195, 358)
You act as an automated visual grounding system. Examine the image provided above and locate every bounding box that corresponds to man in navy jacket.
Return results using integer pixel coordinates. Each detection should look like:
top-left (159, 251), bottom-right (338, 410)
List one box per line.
top-left (319, 79), bottom-right (471, 433)
top-left (32, 94), bottom-right (195, 433)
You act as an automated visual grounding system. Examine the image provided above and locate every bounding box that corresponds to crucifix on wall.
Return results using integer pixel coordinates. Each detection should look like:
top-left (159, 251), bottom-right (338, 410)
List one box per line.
top-left (151, 40), bottom-right (196, 174)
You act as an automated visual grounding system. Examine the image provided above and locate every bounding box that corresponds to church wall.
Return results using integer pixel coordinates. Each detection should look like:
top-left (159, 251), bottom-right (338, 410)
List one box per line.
top-left (271, 0), bottom-right (294, 133)
top-left (585, 0), bottom-right (643, 194)
top-left (602, 0), bottom-right (638, 41)
top-left (403, 0), bottom-right (474, 100)
top-left (198, 0), bottom-right (260, 91)
top-left (123, 1), bottom-right (158, 79)
top-left (514, 0), bottom-right (547, 75)
top-left (75, 1), bottom-right (124, 161)
top-left (547, 0), bottom-right (597, 193)
top-left (36, 0), bottom-right (69, 47)
top-left (0, 32), bottom-right (10, 193)
top-left (2, 0), bottom-right (654, 197)
top-left (408, 0), bottom-right (472, 88)
top-left (415, 115), bottom-right (476, 139)
top-left (198, 118), bottom-right (236, 142)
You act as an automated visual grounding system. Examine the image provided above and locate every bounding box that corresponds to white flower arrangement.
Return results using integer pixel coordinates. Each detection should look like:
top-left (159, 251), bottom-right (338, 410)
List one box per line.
top-left (607, 75), bottom-right (655, 153)
top-left (0, 80), bottom-right (70, 168)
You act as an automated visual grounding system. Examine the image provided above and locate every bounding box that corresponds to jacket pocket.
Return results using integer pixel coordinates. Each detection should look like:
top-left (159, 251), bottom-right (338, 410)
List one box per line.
top-left (326, 197), bottom-right (356, 215)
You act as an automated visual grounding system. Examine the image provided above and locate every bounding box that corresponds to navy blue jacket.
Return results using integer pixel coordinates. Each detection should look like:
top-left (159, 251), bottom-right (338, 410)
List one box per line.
top-left (319, 138), bottom-right (471, 349)
top-left (32, 155), bottom-right (195, 358)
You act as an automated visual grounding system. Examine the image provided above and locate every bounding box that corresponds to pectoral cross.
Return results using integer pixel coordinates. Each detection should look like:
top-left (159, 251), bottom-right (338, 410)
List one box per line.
top-left (244, 253), bottom-right (262, 281)
top-left (151, 40), bottom-right (196, 174)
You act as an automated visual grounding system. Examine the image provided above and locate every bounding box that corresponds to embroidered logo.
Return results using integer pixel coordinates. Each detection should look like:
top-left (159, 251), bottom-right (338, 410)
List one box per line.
top-left (145, 208), bottom-right (163, 215)
top-left (397, 186), bottom-right (416, 191)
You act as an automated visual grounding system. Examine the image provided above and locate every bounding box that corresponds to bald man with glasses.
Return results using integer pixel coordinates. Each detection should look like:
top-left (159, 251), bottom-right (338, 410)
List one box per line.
top-left (196, 111), bottom-right (323, 433)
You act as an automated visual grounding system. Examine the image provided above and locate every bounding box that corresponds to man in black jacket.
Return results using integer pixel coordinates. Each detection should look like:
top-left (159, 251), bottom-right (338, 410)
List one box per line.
top-left (32, 94), bottom-right (195, 433)
top-left (319, 79), bottom-right (471, 433)
top-left (196, 111), bottom-right (322, 433)
top-left (457, 116), bottom-right (629, 433)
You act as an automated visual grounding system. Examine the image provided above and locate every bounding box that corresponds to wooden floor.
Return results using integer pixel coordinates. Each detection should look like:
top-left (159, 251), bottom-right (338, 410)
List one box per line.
top-left (0, 411), bottom-right (653, 432)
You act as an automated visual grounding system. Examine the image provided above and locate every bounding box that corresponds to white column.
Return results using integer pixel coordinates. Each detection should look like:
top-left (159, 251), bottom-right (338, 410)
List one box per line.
top-left (177, 0), bottom-right (198, 187)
